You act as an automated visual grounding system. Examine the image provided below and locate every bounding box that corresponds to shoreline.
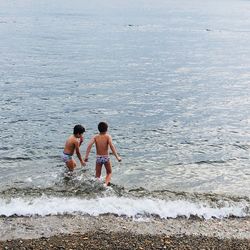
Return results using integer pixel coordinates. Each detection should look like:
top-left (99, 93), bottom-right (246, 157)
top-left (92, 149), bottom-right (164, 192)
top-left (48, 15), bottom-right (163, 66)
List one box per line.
top-left (0, 214), bottom-right (249, 249)
top-left (1, 214), bottom-right (249, 240)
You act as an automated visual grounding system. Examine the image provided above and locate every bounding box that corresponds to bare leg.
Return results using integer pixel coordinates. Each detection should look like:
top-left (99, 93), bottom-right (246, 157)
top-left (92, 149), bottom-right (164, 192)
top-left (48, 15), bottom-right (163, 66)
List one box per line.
top-left (104, 160), bottom-right (112, 185)
top-left (66, 159), bottom-right (76, 171)
top-left (95, 162), bottom-right (102, 179)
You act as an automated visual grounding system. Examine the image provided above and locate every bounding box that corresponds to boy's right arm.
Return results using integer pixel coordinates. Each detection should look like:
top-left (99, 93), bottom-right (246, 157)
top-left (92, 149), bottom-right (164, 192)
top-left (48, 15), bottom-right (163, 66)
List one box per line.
top-left (84, 137), bottom-right (95, 162)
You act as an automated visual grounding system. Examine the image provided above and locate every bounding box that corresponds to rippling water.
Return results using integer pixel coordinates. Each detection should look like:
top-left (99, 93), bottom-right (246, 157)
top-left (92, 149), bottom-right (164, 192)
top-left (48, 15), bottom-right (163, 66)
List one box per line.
top-left (0, 0), bottom-right (250, 218)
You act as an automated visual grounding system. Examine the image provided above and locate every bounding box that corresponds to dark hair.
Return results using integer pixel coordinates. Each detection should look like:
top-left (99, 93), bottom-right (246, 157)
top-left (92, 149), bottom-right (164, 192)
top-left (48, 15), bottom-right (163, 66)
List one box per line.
top-left (98, 122), bottom-right (108, 133)
top-left (73, 124), bottom-right (85, 135)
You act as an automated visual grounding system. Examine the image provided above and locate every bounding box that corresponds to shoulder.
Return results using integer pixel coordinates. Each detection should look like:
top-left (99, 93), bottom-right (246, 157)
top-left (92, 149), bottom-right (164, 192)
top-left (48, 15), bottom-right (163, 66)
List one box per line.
top-left (68, 135), bottom-right (75, 141)
top-left (90, 134), bottom-right (98, 142)
top-left (70, 136), bottom-right (78, 144)
top-left (93, 134), bottom-right (99, 140)
top-left (106, 134), bottom-right (112, 141)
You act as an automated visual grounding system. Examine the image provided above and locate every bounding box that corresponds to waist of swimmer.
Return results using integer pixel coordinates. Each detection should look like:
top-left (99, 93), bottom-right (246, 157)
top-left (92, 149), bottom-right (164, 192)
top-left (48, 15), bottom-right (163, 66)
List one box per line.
top-left (96, 155), bottom-right (109, 158)
top-left (63, 152), bottom-right (73, 156)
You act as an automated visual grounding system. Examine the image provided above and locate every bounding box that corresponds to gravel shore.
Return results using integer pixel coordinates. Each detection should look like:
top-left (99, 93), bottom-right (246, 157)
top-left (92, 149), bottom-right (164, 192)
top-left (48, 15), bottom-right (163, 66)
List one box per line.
top-left (0, 215), bottom-right (249, 249)
top-left (1, 231), bottom-right (250, 250)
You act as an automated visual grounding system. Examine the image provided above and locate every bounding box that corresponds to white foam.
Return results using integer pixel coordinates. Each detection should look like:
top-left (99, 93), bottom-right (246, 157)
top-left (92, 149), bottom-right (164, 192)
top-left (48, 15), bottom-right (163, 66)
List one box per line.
top-left (0, 196), bottom-right (248, 219)
top-left (25, 177), bottom-right (33, 183)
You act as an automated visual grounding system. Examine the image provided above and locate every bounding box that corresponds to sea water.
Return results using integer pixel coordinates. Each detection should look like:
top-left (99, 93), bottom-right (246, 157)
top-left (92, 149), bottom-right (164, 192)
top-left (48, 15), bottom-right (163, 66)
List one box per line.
top-left (0, 0), bottom-right (250, 219)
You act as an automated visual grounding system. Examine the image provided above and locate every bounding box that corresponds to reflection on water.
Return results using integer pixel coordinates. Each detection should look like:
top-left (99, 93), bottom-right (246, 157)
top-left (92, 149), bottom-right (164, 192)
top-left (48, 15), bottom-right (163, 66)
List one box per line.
top-left (0, 0), bottom-right (250, 197)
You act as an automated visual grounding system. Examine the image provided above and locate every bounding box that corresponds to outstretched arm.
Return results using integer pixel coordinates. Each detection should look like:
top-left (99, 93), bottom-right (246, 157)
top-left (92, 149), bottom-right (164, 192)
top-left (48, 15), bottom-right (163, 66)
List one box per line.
top-left (84, 137), bottom-right (95, 162)
top-left (108, 136), bottom-right (121, 162)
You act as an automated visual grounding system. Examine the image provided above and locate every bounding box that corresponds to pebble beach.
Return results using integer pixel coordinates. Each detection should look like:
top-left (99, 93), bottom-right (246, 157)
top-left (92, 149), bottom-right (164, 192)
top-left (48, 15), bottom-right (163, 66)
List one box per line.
top-left (0, 215), bottom-right (249, 249)
top-left (1, 232), bottom-right (250, 250)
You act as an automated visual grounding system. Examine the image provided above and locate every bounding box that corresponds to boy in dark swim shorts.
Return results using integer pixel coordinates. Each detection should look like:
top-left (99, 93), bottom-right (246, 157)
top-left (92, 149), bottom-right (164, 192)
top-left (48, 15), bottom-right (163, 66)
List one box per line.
top-left (84, 122), bottom-right (121, 186)
top-left (62, 125), bottom-right (86, 171)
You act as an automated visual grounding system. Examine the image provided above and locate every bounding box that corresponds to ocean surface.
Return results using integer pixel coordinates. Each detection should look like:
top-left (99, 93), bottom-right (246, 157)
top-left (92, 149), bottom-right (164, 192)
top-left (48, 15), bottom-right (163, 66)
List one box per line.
top-left (0, 0), bottom-right (250, 220)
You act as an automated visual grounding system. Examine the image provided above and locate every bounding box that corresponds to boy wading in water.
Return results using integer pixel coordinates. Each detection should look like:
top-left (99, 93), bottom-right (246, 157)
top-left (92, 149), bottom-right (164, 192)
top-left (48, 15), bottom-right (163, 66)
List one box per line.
top-left (62, 125), bottom-right (86, 171)
top-left (84, 122), bottom-right (121, 186)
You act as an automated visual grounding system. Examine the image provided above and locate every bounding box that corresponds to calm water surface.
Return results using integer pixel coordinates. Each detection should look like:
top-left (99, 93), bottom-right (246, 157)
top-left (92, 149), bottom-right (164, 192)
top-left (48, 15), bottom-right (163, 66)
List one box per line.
top-left (0, 0), bottom-right (250, 200)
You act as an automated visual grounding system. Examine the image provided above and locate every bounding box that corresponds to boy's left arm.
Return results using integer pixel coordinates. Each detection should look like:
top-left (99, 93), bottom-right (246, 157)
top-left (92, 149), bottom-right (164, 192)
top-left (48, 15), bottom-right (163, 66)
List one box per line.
top-left (74, 139), bottom-right (86, 166)
top-left (108, 136), bottom-right (122, 162)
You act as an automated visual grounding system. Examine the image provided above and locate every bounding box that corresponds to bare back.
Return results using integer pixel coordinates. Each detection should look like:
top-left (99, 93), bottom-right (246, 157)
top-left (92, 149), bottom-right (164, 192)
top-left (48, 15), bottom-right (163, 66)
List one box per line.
top-left (64, 135), bottom-right (78, 155)
top-left (85, 132), bottom-right (121, 163)
top-left (94, 134), bottom-right (110, 156)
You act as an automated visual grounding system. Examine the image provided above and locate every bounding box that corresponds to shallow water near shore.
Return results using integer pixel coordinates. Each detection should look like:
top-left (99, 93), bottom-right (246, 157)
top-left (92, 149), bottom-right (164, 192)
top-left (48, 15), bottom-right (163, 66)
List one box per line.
top-left (0, 169), bottom-right (249, 222)
top-left (0, 0), bottom-right (250, 227)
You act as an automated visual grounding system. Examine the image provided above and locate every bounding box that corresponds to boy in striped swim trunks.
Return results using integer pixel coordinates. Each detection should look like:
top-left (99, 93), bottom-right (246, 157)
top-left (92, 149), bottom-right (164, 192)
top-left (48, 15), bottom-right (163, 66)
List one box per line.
top-left (84, 122), bottom-right (121, 186)
top-left (62, 124), bottom-right (86, 171)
